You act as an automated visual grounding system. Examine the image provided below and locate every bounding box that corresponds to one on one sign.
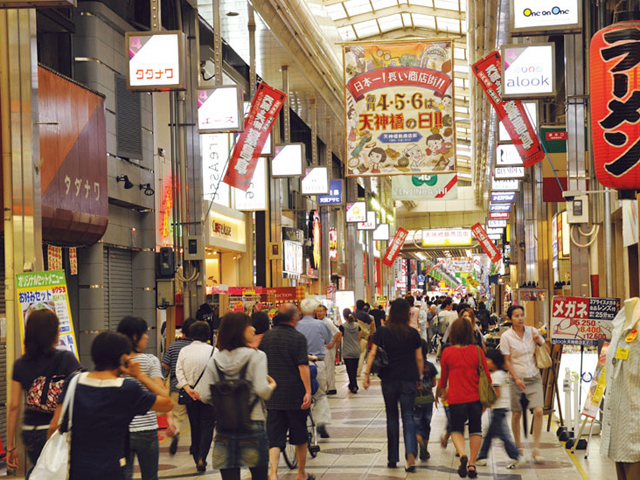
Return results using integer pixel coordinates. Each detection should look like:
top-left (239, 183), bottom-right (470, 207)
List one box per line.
top-left (343, 41), bottom-right (456, 176)
top-left (511, 0), bottom-right (582, 35)
top-left (126, 31), bottom-right (186, 91)
top-left (551, 296), bottom-right (620, 346)
top-left (501, 44), bottom-right (556, 98)
top-left (198, 86), bottom-right (244, 133)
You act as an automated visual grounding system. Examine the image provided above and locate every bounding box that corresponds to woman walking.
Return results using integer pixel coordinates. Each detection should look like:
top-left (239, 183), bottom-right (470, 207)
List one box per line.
top-left (500, 305), bottom-right (548, 462)
top-left (364, 298), bottom-right (422, 472)
top-left (6, 310), bottom-right (81, 477)
top-left (197, 312), bottom-right (276, 479)
top-left (340, 308), bottom-right (362, 394)
top-left (436, 318), bottom-right (492, 478)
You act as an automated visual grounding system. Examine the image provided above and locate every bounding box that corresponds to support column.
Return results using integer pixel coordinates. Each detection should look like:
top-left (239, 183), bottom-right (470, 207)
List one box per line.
top-left (320, 118), bottom-right (331, 291)
top-left (345, 177), bottom-right (357, 292)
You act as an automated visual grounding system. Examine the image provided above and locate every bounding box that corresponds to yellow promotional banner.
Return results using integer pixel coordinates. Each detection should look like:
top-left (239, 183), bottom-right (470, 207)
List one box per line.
top-left (344, 41), bottom-right (456, 176)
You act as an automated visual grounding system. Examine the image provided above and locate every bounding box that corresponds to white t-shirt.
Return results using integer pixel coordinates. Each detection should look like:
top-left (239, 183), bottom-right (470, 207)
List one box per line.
top-left (491, 370), bottom-right (511, 410)
top-left (500, 326), bottom-right (539, 378)
top-left (439, 310), bottom-right (458, 330)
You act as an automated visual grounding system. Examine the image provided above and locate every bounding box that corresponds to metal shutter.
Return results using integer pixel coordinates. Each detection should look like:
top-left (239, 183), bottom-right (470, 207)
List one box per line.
top-left (115, 73), bottom-right (142, 160)
top-left (103, 247), bottom-right (134, 330)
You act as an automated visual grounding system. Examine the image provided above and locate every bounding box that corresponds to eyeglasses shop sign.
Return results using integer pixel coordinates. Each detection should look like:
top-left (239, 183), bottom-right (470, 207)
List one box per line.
top-left (512, 0), bottom-right (581, 33)
top-left (502, 44), bottom-right (555, 98)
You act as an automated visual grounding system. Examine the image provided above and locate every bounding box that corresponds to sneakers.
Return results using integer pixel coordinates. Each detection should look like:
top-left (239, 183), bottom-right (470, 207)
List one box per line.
top-left (475, 458), bottom-right (487, 466)
top-left (318, 425), bottom-right (330, 438)
top-left (507, 456), bottom-right (526, 469)
top-left (169, 435), bottom-right (179, 455)
top-left (327, 389), bottom-right (338, 395)
top-left (532, 449), bottom-right (545, 463)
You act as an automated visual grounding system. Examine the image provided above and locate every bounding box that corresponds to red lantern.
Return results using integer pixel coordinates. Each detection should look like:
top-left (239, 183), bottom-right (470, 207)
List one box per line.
top-left (590, 22), bottom-right (640, 190)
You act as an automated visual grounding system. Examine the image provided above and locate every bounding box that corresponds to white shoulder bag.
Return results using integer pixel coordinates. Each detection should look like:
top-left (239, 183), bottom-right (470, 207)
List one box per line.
top-left (30, 372), bottom-right (82, 480)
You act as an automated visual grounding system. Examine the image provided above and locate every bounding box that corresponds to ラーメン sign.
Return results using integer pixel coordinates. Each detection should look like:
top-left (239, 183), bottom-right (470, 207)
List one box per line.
top-left (511, 0), bottom-right (581, 35)
top-left (126, 31), bottom-right (186, 91)
top-left (501, 44), bottom-right (556, 98)
top-left (343, 41), bottom-right (456, 176)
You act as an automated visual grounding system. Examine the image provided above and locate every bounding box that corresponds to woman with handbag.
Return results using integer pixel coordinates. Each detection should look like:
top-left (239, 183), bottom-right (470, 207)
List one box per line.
top-left (196, 312), bottom-right (276, 480)
top-left (500, 305), bottom-right (549, 463)
top-left (176, 321), bottom-right (217, 472)
top-left (6, 309), bottom-right (81, 477)
top-left (363, 298), bottom-right (422, 472)
top-left (436, 318), bottom-right (492, 478)
top-left (340, 308), bottom-right (363, 394)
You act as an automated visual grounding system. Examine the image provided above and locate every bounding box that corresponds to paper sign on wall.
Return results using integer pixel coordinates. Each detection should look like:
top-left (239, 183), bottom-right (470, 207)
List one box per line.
top-left (551, 296), bottom-right (619, 346)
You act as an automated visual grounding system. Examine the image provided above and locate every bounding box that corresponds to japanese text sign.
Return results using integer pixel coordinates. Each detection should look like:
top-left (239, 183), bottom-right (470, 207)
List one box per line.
top-left (344, 41), bottom-right (456, 177)
top-left (473, 52), bottom-right (544, 168)
top-left (471, 223), bottom-right (502, 263)
top-left (47, 245), bottom-right (62, 271)
top-left (491, 192), bottom-right (516, 202)
top-left (126, 31), bottom-right (185, 91)
top-left (16, 271), bottom-right (78, 357)
top-left (391, 173), bottom-right (458, 200)
top-left (490, 203), bottom-right (512, 212)
top-left (422, 229), bottom-right (472, 246)
top-left (198, 86), bottom-right (244, 132)
top-left (223, 83), bottom-right (286, 191)
top-left (382, 227), bottom-right (409, 267)
top-left (318, 180), bottom-right (344, 206)
top-left (551, 296), bottom-right (620, 346)
top-left (590, 22), bottom-right (640, 190)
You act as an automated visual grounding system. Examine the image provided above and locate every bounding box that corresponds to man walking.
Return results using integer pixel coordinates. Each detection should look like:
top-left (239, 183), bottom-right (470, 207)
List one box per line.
top-left (355, 300), bottom-right (375, 377)
top-left (297, 299), bottom-right (333, 438)
top-left (260, 306), bottom-right (313, 480)
top-left (316, 304), bottom-right (341, 396)
top-left (161, 317), bottom-right (196, 454)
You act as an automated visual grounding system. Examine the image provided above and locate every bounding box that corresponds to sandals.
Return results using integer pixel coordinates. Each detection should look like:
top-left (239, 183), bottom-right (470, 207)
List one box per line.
top-left (458, 455), bottom-right (468, 478)
top-left (440, 433), bottom-right (448, 449)
top-left (468, 465), bottom-right (478, 479)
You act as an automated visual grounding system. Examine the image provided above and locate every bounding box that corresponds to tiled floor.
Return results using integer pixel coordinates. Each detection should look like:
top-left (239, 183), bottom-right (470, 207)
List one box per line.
top-left (148, 358), bottom-right (616, 479)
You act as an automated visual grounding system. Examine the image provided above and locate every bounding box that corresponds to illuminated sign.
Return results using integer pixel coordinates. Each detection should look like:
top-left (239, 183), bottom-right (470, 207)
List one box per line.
top-left (329, 227), bottom-right (338, 260)
top-left (373, 223), bottom-right (391, 241)
top-left (490, 203), bottom-right (512, 212)
top-left (511, 0), bottom-right (581, 34)
top-left (492, 178), bottom-right (520, 191)
top-left (301, 167), bottom-right (329, 195)
top-left (486, 227), bottom-right (504, 235)
top-left (489, 212), bottom-right (509, 220)
top-left (391, 174), bottom-right (458, 200)
top-left (487, 219), bottom-right (508, 228)
top-left (207, 211), bottom-right (246, 246)
top-left (491, 192), bottom-right (516, 202)
top-left (201, 133), bottom-right (230, 207)
top-left (346, 201), bottom-right (367, 223)
top-left (357, 211), bottom-right (378, 231)
top-left (318, 180), bottom-right (344, 206)
top-left (198, 86), bottom-right (244, 133)
top-left (501, 44), bottom-right (556, 98)
top-left (234, 157), bottom-right (266, 211)
top-left (126, 31), bottom-right (186, 91)
top-left (272, 143), bottom-right (304, 177)
top-left (495, 166), bottom-right (525, 179)
top-left (500, 102), bottom-right (537, 142)
top-left (283, 240), bottom-right (304, 275)
top-left (422, 229), bottom-right (472, 246)
top-left (496, 144), bottom-right (525, 165)
top-left (159, 180), bottom-right (173, 238)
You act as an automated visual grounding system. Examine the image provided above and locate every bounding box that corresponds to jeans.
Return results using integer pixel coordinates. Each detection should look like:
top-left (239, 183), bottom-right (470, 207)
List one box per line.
top-left (126, 430), bottom-right (160, 480)
top-left (413, 403), bottom-right (434, 440)
top-left (344, 358), bottom-right (359, 391)
top-left (381, 379), bottom-right (417, 463)
top-left (186, 400), bottom-right (216, 464)
top-left (22, 429), bottom-right (48, 479)
top-left (220, 466), bottom-right (268, 480)
top-left (478, 408), bottom-right (520, 460)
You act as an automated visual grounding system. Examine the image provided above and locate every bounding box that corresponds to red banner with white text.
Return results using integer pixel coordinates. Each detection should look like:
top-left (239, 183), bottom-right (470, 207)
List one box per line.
top-left (382, 228), bottom-right (409, 267)
top-left (472, 52), bottom-right (544, 169)
top-left (223, 83), bottom-right (286, 191)
top-left (471, 223), bottom-right (502, 264)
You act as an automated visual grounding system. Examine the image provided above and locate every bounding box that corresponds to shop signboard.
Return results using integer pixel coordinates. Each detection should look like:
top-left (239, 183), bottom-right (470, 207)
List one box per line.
top-left (492, 178), bottom-right (519, 191)
top-left (473, 52), bottom-right (545, 168)
top-left (581, 343), bottom-right (609, 419)
top-left (471, 223), bottom-right (502, 263)
top-left (201, 133), bottom-right (231, 207)
top-left (590, 23), bottom-right (640, 190)
top-left (486, 227), bottom-right (504, 235)
top-left (126, 31), bottom-right (186, 91)
top-left (495, 166), bottom-right (525, 179)
top-left (490, 203), bottom-right (512, 212)
top-left (391, 174), bottom-right (458, 200)
top-left (318, 180), bottom-right (344, 206)
top-left (283, 240), bottom-right (304, 275)
top-left (491, 191), bottom-right (516, 202)
top-left (208, 210), bottom-right (246, 249)
top-left (198, 86), bottom-right (244, 133)
top-left (500, 102), bottom-right (537, 142)
top-left (357, 211), bottom-right (378, 231)
top-left (495, 144), bottom-right (524, 166)
top-left (489, 212), bottom-right (509, 220)
top-left (551, 296), bottom-right (620, 346)
top-left (422, 229), bottom-right (472, 246)
top-left (373, 223), bottom-right (390, 241)
top-left (234, 157), bottom-right (266, 211)
top-left (329, 227), bottom-right (338, 259)
top-left (343, 40), bottom-right (456, 177)
top-left (16, 271), bottom-right (78, 357)
top-left (501, 44), bottom-right (556, 98)
top-left (382, 227), bottom-right (409, 267)
top-left (487, 219), bottom-right (507, 228)
top-left (223, 82), bottom-right (285, 191)
top-left (272, 144), bottom-right (304, 177)
top-left (511, 0), bottom-right (582, 35)
top-left (346, 201), bottom-right (367, 223)
top-left (301, 167), bottom-right (330, 195)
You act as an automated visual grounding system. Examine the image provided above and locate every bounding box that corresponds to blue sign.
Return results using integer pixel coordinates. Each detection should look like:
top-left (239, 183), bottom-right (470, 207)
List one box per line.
top-left (490, 203), bottom-right (512, 212)
top-left (378, 132), bottom-right (423, 143)
top-left (417, 274), bottom-right (426, 283)
top-left (318, 180), bottom-right (343, 206)
top-left (491, 192), bottom-right (516, 203)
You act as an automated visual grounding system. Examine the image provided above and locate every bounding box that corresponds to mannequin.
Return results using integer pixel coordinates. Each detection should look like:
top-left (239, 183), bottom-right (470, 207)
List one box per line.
top-left (601, 298), bottom-right (640, 480)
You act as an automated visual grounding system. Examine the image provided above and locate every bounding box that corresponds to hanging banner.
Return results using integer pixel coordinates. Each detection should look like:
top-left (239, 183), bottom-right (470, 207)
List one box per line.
top-left (382, 227), bottom-right (409, 267)
top-left (391, 174), bottom-right (458, 200)
top-left (590, 22), bottom-right (640, 190)
top-left (69, 247), bottom-right (78, 275)
top-left (16, 271), bottom-right (78, 357)
top-left (223, 82), bottom-right (286, 191)
top-left (471, 223), bottom-right (502, 263)
top-left (551, 296), bottom-right (620, 346)
top-left (472, 52), bottom-right (544, 168)
top-left (343, 41), bottom-right (455, 176)
top-left (47, 245), bottom-right (63, 271)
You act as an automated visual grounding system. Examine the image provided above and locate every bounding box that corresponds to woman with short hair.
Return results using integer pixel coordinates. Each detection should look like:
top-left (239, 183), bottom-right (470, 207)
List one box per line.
top-left (340, 308), bottom-right (362, 394)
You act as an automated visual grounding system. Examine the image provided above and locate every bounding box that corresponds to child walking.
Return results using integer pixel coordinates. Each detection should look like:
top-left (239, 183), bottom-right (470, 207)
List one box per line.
top-left (476, 348), bottom-right (525, 469)
top-left (414, 340), bottom-right (438, 461)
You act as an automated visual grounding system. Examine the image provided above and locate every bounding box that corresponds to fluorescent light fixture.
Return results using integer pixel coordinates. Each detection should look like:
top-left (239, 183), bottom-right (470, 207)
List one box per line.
top-left (370, 197), bottom-right (381, 211)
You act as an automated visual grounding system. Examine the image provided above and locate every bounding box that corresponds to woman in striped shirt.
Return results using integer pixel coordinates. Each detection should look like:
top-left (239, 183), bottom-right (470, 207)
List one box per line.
top-left (118, 316), bottom-right (174, 480)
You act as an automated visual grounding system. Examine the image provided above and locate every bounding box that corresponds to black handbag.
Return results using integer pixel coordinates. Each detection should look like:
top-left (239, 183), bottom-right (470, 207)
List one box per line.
top-left (178, 349), bottom-right (214, 405)
top-left (370, 332), bottom-right (389, 375)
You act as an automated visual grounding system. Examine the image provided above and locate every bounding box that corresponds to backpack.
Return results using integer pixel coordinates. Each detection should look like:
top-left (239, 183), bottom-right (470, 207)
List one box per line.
top-left (26, 353), bottom-right (67, 413)
top-left (210, 354), bottom-right (259, 433)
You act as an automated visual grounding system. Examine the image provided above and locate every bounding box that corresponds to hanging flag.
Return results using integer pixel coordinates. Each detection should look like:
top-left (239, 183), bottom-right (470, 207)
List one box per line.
top-left (69, 247), bottom-right (78, 275)
top-left (382, 228), bottom-right (409, 267)
top-left (472, 52), bottom-right (544, 169)
top-left (47, 245), bottom-right (63, 271)
top-left (223, 82), bottom-right (286, 191)
top-left (471, 223), bottom-right (502, 264)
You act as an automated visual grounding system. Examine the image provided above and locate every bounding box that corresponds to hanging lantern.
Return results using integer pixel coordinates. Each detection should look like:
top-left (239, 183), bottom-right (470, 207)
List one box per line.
top-left (590, 21), bottom-right (640, 190)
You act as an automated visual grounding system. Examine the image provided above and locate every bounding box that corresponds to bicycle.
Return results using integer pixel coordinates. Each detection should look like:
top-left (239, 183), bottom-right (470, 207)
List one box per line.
top-left (283, 400), bottom-right (320, 469)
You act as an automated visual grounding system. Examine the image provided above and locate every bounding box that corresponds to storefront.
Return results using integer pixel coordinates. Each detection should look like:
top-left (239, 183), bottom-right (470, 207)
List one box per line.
top-left (205, 206), bottom-right (248, 292)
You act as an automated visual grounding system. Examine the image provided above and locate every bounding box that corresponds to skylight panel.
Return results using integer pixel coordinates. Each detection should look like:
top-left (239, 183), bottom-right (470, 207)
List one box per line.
top-left (454, 47), bottom-right (466, 60)
top-left (338, 25), bottom-right (357, 40)
top-left (371, 0), bottom-right (399, 10)
top-left (433, 0), bottom-right (459, 11)
top-left (378, 14), bottom-right (403, 31)
top-left (402, 12), bottom-right (412, 24)
top-left (454, 63), bottom-right (469, 74)
top-left (343, 0), bottom-right (373, 17)
top-left (353, 19), bottom-right (380, 37)
top-left (437, 16), bottom-right (461, 32)
top-left (326, 3), bottom-right (348, 20)
top-left (454, 78), bottom-right (464, 88)
top-left (410, 0), bottom-right (432, 6)
top-left (412, 13), bottom-right (435, 28)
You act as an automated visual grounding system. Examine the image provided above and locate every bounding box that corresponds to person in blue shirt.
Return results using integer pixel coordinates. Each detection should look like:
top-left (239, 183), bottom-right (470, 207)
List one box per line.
top-left (296, 298), bottom-right (333, 438)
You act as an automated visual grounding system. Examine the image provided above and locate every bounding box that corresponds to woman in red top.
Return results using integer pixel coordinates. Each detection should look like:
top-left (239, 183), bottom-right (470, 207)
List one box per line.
top-left (436, 318), bottom-right (491, 479)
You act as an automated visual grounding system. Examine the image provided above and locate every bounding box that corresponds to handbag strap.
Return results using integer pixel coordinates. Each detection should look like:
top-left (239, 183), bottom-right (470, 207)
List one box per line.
top-left (58, 372), bottom-right (82, 431)
top-left (476, 346), bottom-right (483, 375)
top-left (192, 347), bottom-right (215, 389)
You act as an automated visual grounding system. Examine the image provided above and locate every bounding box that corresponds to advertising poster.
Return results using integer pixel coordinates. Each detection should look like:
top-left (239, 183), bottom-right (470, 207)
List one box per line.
top-left (551, 296), bottom-right (620, 346)
top-left (343, 41), bottom-right (455, 176)
top-left (391, 173), bottom-right (458, 200)
top-left (471, 223), bottom-right (502, 263)
top-left (16, 271), bottom-right (78, 357)
top-left (581, 342), bottom-right (609, 419)
top-left (382, 228), bottom-right (409, 267)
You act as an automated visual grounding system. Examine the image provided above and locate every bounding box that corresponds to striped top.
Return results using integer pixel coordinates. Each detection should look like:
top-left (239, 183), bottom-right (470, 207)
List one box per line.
top-left (123, 353), bottom-right (163, 432)
top-left (162, 338), bottom-right (192, 391)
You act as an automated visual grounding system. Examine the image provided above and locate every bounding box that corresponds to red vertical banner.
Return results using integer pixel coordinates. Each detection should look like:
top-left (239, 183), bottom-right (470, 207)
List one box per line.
top-left (223, 83), bottom-right (286, 191)
top-left (472, 52), bottom-right (544, 168)
top-left (69, 247), bottom-right (78, 275)
top-left (47, 245), bottom-right (62, 271)
top-left (471, 223), bottom-right (502, 263)
top-left (382, 228), bottom-right (409, 267)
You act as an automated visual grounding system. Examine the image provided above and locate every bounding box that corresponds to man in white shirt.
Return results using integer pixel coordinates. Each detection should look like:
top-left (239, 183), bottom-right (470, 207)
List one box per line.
top-left (438, 297), bottom-right (458, 334)
top-left (316, 305), bottom-right (341, 395)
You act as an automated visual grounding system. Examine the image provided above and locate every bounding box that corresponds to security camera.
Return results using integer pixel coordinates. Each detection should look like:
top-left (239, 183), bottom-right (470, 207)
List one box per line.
top-left (562, 190), bottom-right (582, 202)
